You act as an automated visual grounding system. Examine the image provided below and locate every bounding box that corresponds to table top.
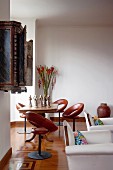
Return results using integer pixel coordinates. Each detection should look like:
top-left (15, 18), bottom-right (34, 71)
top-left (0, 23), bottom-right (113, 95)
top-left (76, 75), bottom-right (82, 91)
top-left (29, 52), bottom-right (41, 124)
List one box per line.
top-left (18, 103), bottom-right (58, 114)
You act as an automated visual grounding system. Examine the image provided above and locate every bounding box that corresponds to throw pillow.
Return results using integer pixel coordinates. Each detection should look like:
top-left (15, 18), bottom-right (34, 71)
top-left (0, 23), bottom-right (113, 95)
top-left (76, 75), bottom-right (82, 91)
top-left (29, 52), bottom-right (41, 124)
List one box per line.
top-left (74, 130), bottom-right (88, 145)
top-left (93, 116), bottom-right (104, 125)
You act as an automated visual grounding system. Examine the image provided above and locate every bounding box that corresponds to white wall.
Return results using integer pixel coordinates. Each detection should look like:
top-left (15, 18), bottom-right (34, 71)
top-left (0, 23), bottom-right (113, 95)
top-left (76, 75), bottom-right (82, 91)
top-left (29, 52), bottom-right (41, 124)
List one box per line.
top-left (36, 23), bottom-right (113, 116)
top-left (0, 92), bottom-right (10, 160)
top-left (10, 18), bottom-right (35, 121)
top-left (0, 0), bottom-right (10, 161)
top-left (0, 0), bottom-right (10, 21)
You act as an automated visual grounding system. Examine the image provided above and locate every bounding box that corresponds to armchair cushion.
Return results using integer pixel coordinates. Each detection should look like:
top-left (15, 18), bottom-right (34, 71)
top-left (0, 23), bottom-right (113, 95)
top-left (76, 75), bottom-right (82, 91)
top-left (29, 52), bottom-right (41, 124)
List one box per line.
top-left (100, 117), bottom-right (113, 125)
top-left (81, 130), bottom-right (112, 144)
top-left (74, 130), bottom-right (88, 145)
top-left (66, 143), bottom-right (113, 155)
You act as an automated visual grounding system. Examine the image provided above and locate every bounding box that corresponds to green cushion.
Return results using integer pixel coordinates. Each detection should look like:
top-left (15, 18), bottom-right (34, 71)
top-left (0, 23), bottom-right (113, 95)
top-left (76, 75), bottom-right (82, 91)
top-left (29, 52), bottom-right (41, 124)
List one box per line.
top-left (94, 119), bottom-right (104, 125)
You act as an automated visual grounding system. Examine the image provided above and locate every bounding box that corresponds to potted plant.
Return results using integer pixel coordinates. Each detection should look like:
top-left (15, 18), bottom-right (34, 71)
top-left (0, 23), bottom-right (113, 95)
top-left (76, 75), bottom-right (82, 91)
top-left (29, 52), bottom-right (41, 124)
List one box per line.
top-left (37, 65), bottom-right (58, 101)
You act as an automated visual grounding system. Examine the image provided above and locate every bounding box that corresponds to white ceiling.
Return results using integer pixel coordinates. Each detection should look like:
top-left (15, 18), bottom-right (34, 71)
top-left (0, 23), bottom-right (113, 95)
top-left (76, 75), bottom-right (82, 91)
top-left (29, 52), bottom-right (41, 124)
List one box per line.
top-left (10, 0), bottom-right (113, 26)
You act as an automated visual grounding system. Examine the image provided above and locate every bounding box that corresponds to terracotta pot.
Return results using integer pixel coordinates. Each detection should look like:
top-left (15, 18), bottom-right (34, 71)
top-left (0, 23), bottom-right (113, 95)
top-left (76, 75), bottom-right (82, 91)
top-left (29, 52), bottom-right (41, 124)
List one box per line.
top-left (97, 103), bottom-right (111, 118)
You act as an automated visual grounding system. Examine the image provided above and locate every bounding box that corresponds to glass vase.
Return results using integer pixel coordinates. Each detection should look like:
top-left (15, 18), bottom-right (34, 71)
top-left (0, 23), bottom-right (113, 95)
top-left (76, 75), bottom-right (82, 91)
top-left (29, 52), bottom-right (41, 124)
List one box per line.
top-left (43, 87), bottom-right (48, 106)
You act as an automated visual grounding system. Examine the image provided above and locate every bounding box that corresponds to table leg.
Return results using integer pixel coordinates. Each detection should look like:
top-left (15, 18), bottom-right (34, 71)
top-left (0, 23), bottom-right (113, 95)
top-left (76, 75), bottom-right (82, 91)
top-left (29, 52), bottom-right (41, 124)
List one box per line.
top-left (17, 117), bottom-right (31, 134)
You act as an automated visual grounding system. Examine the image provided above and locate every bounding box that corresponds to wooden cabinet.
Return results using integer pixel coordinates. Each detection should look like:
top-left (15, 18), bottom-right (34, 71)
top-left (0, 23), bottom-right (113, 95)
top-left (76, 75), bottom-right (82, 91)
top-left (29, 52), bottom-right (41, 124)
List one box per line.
top-left (0, 21), bottom-right (33, 92)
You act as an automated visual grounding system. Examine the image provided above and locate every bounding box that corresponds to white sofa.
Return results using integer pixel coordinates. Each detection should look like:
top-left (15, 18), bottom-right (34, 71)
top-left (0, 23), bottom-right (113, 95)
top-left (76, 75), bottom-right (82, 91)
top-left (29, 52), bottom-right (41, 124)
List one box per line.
top-left (63, 120), bottom-right (113, 170)
top-left (84, 110), bottom-right (113, 131)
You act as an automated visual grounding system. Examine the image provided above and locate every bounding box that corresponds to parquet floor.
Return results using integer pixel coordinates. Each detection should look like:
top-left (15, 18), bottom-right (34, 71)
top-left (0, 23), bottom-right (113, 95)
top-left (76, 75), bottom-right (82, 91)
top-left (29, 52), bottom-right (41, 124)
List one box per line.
top-left (3, 121), bottom-right (87, 170)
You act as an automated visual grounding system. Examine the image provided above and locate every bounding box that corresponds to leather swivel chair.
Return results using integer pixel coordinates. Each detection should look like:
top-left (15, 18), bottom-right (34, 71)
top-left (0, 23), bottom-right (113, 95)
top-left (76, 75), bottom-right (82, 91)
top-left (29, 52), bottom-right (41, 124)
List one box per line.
top-left (62, 103), bottom-right (84, 131)
top-left (53, 99), bottom-right (68, 126)
top-left (16, 103), bottom-right (30, 134)
top-left (25, 111), bottom-right (58, 160)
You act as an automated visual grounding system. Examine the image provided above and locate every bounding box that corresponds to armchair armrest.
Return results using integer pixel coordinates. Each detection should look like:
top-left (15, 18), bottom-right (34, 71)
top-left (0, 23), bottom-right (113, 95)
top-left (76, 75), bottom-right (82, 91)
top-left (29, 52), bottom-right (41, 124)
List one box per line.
top-left (81, 130), bottom-right (112, 144)
top-left (65, 143), bottom-right (113, 155)
top-left (90, 125), bottom-right (113, 131)
top-left (100, 117), bottom-right (113, 125)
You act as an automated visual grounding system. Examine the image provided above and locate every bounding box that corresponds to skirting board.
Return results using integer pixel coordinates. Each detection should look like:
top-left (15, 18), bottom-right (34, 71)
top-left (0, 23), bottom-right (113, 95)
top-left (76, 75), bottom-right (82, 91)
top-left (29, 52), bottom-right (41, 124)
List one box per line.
top-left (0, 147), bottom-right (12, 169)
top-left (10, 117), bottom-right (85, 127)
top-left (51, 116), bottom-right (85, 122)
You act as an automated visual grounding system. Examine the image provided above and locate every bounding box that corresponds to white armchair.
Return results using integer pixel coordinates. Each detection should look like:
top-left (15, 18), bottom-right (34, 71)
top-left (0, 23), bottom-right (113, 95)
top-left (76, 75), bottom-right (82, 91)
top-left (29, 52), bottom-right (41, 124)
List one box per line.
top-left (63, 120), bottom-right (113, 170)
top-left (84, 110), bottom-right (113, 131)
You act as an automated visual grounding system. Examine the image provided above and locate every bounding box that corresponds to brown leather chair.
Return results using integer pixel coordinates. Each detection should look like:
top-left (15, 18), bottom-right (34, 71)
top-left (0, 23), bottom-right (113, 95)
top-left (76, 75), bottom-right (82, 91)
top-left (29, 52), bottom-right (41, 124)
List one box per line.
top-left (53, 99), bottom-right (68, 126)
top-left (16, 103), bottom-right (29, 134)
top-left (62, 103), bottom-right (84, 131)
top-left (25, 111), bottom-right (58, 160)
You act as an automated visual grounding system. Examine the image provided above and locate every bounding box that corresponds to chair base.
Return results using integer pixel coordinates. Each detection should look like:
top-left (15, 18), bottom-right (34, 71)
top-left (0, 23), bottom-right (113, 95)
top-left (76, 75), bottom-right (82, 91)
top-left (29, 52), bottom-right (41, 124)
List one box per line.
top-left (17, 129), bottom-right (31, 134)
top-left (28, 151), bottom-right (52, 160)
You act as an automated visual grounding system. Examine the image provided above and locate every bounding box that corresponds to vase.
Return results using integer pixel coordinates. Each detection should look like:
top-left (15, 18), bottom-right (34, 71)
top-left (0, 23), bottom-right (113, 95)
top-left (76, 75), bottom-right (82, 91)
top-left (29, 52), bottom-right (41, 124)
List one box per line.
top-left (43, 86), bottom-right (48, 97)
top-left (43, 95), bottom-right (47, 106)
top-left (97, 103), bottom-right (111, 118)
top-left (43, 88), bottom-right (48, 106)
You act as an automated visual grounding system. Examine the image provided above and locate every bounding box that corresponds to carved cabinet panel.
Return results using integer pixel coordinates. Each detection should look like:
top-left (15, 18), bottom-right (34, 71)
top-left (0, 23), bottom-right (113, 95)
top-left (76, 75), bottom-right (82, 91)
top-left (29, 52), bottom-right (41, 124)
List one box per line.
top-left (0, 21), bottom-right (33, 92)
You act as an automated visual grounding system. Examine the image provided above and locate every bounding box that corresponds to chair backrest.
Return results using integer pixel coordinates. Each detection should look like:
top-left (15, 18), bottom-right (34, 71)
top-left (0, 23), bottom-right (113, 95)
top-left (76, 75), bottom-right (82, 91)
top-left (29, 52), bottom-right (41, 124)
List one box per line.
top-left (16, 103), bottom-right (25, 110)
top-left (63, 103), bottom-right (84, 118)
top-left (84, 111), bottom-right (95, 130)
top-left (26, 111), bottom-right (58, 132)
top-left (63, 120), bottom-right (75, 146)
top-left (53, 99), bottom-right (68, 112)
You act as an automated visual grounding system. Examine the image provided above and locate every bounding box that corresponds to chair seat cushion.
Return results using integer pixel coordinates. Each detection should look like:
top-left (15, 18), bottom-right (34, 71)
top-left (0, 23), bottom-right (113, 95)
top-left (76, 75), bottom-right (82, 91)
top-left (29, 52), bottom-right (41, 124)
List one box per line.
top-left (74, 130), bottom-right (88, 145)
top-left (32, 127), bottom-right (48, 135)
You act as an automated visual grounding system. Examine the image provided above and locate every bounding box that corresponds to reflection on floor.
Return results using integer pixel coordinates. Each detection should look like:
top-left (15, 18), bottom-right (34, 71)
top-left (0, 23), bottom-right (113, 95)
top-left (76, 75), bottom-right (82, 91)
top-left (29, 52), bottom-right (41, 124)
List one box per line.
top-left (8, 158), bottom-right (36, 170)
